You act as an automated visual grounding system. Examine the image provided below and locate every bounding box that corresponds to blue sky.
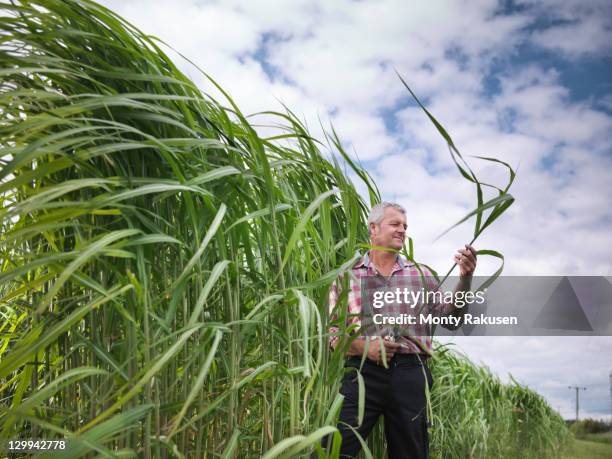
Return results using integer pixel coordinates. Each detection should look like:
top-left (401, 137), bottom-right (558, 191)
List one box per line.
top-left (99, 0), bottom-right (612, 421)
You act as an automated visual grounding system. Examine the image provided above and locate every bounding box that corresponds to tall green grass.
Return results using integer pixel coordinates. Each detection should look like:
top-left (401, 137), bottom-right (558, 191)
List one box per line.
top-left (0, 1), bottom-right (567, 457)
top-left (428, 345), bottom-right (569, 459)
top-left (1, 1), bottom-right (370, 456)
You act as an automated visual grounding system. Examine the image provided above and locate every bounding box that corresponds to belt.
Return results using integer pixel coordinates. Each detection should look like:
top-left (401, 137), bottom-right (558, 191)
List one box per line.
top-left (346, 353), bottom-right (429, 367)
top-left (393, 353), bottom-right (429, 364)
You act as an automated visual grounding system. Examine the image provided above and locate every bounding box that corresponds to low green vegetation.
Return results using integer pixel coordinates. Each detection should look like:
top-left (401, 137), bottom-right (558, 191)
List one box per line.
top-left (564, 420), bottom-right (612, 458)
top-left (427, 346), bottom-right (570, 459)
top-left (569, 418), bottom-right (612, 437)
top-left (581, 433), bottom-right (612, 446)
top-left (1, 0), bottom-right (568, 457)
top-left (562, 437), bottom-right (612, 459)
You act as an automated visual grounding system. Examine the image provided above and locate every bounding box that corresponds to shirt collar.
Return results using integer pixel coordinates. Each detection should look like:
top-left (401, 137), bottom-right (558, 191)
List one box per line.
top-left (354, 251), bottom-right (412, 269)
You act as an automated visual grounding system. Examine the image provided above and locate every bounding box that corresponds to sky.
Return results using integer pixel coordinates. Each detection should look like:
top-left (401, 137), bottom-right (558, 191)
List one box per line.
top-left (97, 0), bottom-right (612, 421)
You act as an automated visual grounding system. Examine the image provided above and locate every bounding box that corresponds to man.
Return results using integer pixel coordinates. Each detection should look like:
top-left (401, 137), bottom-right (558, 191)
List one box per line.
top-left (323, 202), bottom-right (477, 458)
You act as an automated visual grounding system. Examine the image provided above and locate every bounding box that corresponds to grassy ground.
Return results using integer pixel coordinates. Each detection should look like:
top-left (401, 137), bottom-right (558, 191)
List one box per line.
top-left (582, 433), bottom-right (612, 446)
top-left (561, 434), bottom-right (612, 459)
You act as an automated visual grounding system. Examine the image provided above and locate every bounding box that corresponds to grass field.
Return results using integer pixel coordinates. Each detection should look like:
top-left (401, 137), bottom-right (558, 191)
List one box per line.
top-left (562, 434), bottom-right (612, 459)
top-left (582, 433), bottom-right (612, 446)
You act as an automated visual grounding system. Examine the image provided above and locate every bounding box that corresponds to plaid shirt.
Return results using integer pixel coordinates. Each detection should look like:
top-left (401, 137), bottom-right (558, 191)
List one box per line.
top-left (328, 251), bottom-right (458, 355)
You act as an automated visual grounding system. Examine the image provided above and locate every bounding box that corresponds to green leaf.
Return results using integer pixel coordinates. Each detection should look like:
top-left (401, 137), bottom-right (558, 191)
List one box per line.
top-left (280, 189), bottom-right (338, 272)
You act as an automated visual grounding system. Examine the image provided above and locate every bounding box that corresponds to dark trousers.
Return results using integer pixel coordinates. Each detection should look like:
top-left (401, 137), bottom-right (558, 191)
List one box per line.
top-left (323, 353), bottom-right (433, 458)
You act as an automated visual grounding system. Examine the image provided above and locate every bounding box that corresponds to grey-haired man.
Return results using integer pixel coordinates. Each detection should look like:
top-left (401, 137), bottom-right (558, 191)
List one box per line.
top-left (323, 202), bottom-right (476, 458)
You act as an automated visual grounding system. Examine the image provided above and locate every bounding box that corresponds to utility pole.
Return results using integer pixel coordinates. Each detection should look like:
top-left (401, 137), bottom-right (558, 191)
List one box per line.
top-left (568, 385), bottom-right (587, 422)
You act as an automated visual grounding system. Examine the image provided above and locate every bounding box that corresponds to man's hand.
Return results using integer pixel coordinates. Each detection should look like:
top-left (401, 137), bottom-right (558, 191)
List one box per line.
top-left (367, 339), bottom-right (402, 365)
top-left (454, 244), bottom-right (477, 277)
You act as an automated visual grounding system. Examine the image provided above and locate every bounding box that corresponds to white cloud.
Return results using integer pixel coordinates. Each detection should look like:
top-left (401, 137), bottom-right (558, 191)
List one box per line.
top-left (330, 110), bottom-right (396, 161)
top-left (532, 19), bottom-right (612, 57)
top-left (524, 0), bottom-right (612, 57)
top-left (495, 67), bottom-right (612, 145)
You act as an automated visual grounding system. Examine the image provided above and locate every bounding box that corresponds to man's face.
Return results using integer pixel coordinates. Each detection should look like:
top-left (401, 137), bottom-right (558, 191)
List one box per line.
top-left (370, 207), bottom-right (407, 250)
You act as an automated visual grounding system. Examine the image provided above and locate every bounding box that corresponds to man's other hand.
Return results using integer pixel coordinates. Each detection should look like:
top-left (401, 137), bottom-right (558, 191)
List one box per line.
top-left (367, 339), bottom-right (402, 365)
